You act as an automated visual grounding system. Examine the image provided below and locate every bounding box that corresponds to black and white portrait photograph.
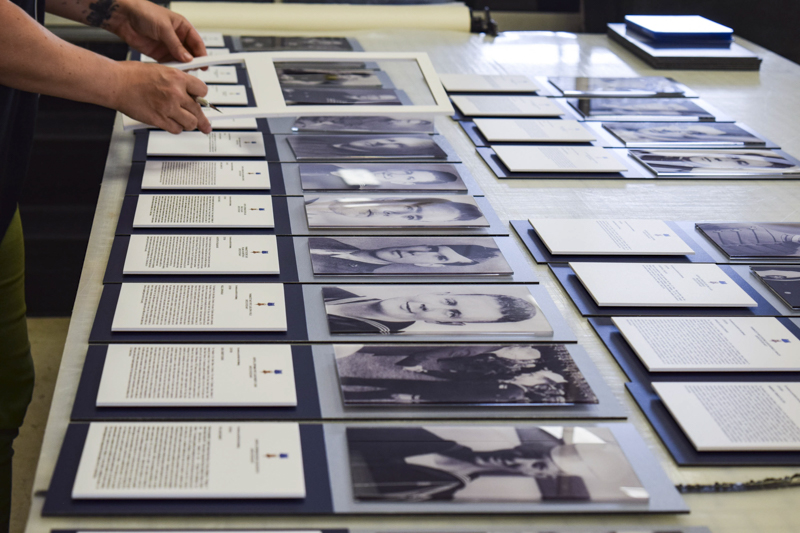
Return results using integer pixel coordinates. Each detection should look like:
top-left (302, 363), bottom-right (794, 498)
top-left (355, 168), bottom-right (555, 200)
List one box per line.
top-left (322, 284), bottom-right (553, 335)
top-left (282, 87), bottom-right (403, 106)
top-left (604, 122), bottom-right (764, 147)
top-left (347, 426), bottom-right (647, 502)
top-left (630, 149), bottom-right (800, 176)
top-left (288, 134), bottom-right (447, 160)
top-left (279, 70), bottom-right (384, 88)
top-left (697, 223), bottom-right (800, 259)
top-left (304, 195), bottom-right (488, 228)
top-left (751, 267), bottom-right (800, 309)
top-left (238, 36), bottom-right (353, 52)
top-left (549, 76), bottom-right (687, 97)
top-left (308, 236), bottom-right (511, 275)
top-left (299, 163), bottom-right (464, 191)
top-left (571, 98), bottom-right (713, 119)
top-left (292, 116), bottom-right (434, 134)
top-left (334, 344), bottom-right (597, 405)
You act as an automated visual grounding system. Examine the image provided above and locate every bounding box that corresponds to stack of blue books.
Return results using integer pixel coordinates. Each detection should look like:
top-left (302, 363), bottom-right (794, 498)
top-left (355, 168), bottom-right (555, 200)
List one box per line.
top-left (607, 15), bottom-right (761, 70)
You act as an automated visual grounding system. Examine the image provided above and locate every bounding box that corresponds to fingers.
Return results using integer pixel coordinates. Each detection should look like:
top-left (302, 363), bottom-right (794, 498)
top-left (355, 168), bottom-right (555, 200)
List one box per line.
top-left (185, 74), bottom-right (209, 98)
top-left (179, 21), bottom-right (208, 59)
top-left (159, 20), bottom-right (193, 63)
top-left (181, 96), bottom-right (212, 134)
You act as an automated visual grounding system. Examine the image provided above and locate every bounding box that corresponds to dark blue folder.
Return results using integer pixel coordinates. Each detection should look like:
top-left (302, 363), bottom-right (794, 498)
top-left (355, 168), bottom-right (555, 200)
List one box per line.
top-left (103, 235), bottom-right (300, 284)
top-left (42, 423), bottom-right (334, 516)
top-left (511, 220), bottom-right (715, 264)
top-left (71, 345), bottom-right (323, 422)
top-left (125, 160), bottom-right (286, 196)
top-left (89, 283), bottom-right (309, 343)
top-left (550, 263), bottom-right (779, 317)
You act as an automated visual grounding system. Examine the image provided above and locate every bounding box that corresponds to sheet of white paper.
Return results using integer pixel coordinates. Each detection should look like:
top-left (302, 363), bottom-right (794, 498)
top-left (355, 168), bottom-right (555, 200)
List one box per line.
top-left (439, 74), bottom-right (540, 93)
top-left (111, 283), bottom-right (287, 332)
top-left (570, 262), bottom-right (758, 307)
top-left (205, 109), bottom-right (259, 130)
top-left (189, 66), bottom-right (239, 84)
top-left (451, 95), bottom-right (564, 117)
top-left (206, 85), bottom-right (249, 106)
top-left (96, 344), bottom-right (297, 406)
top-left (530, 219), bottom-right (695, 255)
top-left (474, 119), bottom-right (595, 143)
top-left (494, 145), bottom-right (628, 173)
top-left (72, 422), bottom-right (305, 498)
top-left (123, 234), bottom-right (280, 275)
top-left (199, 31), bottom-right (226, 48)
top-left (147, 131), bottom-right (266, 157)
top-left (613, 316), bottom-right (800, 371)
top-left (133, 194), bottom-right (274, 228)
top-left (141, 161), bottom-right (270, 190)
top-left (654, 382), bottom-right (800, 451)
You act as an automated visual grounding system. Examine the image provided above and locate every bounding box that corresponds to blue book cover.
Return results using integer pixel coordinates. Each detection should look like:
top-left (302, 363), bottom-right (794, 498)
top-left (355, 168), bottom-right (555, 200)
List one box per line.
top-left (625, 15), bottom-right (733, 43)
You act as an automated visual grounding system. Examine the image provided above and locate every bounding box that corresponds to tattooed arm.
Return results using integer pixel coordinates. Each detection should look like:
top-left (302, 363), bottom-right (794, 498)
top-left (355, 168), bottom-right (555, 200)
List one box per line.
top-left (46, 0), bottom-right (207, 63)
top-left (0, 0), bottom-right (210, 133)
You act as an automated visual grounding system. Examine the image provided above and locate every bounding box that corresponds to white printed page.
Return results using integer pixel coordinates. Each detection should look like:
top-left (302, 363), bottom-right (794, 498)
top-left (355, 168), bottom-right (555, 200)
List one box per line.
top-left (439, 74), bottom-right (540, 93)
top-left (141, 161), bottom-right (270, 190)
top-left (570, 262), bottom-right (758, 307)
top-left (132, 195), bottom-right (274, 228)
top-left (653, 382), bottom-right (800, 451)
top-left (530, 219), bottom-right (695, 255)
top-left (189, 66), bottom-right (239, 84)
top-left (73, 422), bottom-right (305, 498)
top-left (494, 146), bottom-right (627, 173)
top-left (205, 109), bottom-right (259, 130)
top-left (111, 283), bottom-right (287, 332)
top-left (206, 85), bottom-right (249, 106)
top-left (123, 235), bottom-right (280, 275)
top-left (474, 119), bottom-right (596, 143)
top-left (451, 95), bottom-right (564, 117)
top-left (198, 31), bottom-right (225, 48)
top-left (147, 131), bottom-right (266, 157)
top-left (613, 316), bottom-right (800, 371)
top-left (96, 344), bottom-right (297, 406)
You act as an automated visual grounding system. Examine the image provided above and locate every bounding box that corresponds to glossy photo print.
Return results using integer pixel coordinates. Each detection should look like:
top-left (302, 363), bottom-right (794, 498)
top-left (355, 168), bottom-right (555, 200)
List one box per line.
top-left (347, 425), bottom-right (648, 502)
top-left (299, 163), bottom-right (465, 191)
top-left (322, 284), bottom-right (553, 335)
top-left (333, 344), bottom-right (597, 405)
top-left (308, 236), bottom-right (511, 275)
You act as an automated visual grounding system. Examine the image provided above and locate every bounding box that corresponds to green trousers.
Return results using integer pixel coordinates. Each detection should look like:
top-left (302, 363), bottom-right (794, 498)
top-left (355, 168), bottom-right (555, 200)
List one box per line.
top-left (0, 209), bottom-right (34, 533)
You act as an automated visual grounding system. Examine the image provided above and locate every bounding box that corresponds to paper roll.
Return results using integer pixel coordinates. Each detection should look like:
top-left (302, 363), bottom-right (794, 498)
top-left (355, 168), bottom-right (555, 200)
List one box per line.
top-left (170, 2), bottom-right (471, 33)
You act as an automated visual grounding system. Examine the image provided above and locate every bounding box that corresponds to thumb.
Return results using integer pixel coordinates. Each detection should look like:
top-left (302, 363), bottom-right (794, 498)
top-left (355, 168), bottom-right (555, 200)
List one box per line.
top-left (161, 23), bottom-right (193, 62)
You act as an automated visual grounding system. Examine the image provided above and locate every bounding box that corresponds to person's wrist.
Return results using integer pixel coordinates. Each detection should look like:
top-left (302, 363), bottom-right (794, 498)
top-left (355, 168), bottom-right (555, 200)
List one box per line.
top-left (101, 60), bottom-right (130, 112)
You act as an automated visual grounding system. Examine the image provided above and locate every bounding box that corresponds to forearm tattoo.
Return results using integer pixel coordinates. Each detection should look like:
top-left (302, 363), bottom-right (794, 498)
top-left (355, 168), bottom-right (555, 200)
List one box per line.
top-left (86, 0), bottom-right (118, 27)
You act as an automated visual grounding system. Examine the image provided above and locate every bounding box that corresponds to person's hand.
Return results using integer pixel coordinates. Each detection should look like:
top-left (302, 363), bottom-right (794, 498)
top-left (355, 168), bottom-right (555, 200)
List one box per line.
top-left (111, 61), bottom-right (212, 134)
top-left (104, 0), bottom-right (207, 63)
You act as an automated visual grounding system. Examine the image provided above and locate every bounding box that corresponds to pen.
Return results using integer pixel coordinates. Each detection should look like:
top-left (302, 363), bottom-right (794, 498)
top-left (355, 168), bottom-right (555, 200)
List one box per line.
top-left (195, 96), bottom-right (222, 113)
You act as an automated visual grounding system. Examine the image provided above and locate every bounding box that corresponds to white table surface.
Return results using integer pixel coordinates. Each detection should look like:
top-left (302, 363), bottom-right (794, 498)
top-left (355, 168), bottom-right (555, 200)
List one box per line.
top-left (23, 29), bottom-right (800, 533)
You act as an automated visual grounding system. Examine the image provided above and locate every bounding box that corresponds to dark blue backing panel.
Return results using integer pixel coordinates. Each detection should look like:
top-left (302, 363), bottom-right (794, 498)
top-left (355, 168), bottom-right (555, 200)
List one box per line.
top-left (627, 382), bottom-right (800, 466)
top-left (115, 195), bottom-right (292, 236)
top-left (42, 424), bottom-right (334, 516)
top-left (89, 284), bottom-right (309, 343)
top-left (125, 162), bottom-right (287, 196)
top-left (102, 235), bottom-right (300, 284)
top-left (476, 147), bottom-right (641, 179)
top-left (132, 131), bottom-right (280, 162)
top-left (549, 263), bottom-right (779, 317)
top-left (71, 345), bottom-right (322, 421)
top-left (510, 220), bottom-right (715, 264)
top-left (588, 317), bottom-right (800, 384)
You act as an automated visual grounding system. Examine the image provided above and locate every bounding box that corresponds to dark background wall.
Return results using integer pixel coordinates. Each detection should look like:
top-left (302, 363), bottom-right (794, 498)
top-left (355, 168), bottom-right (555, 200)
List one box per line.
top-left (19, 40), bottom-right (127, 316)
